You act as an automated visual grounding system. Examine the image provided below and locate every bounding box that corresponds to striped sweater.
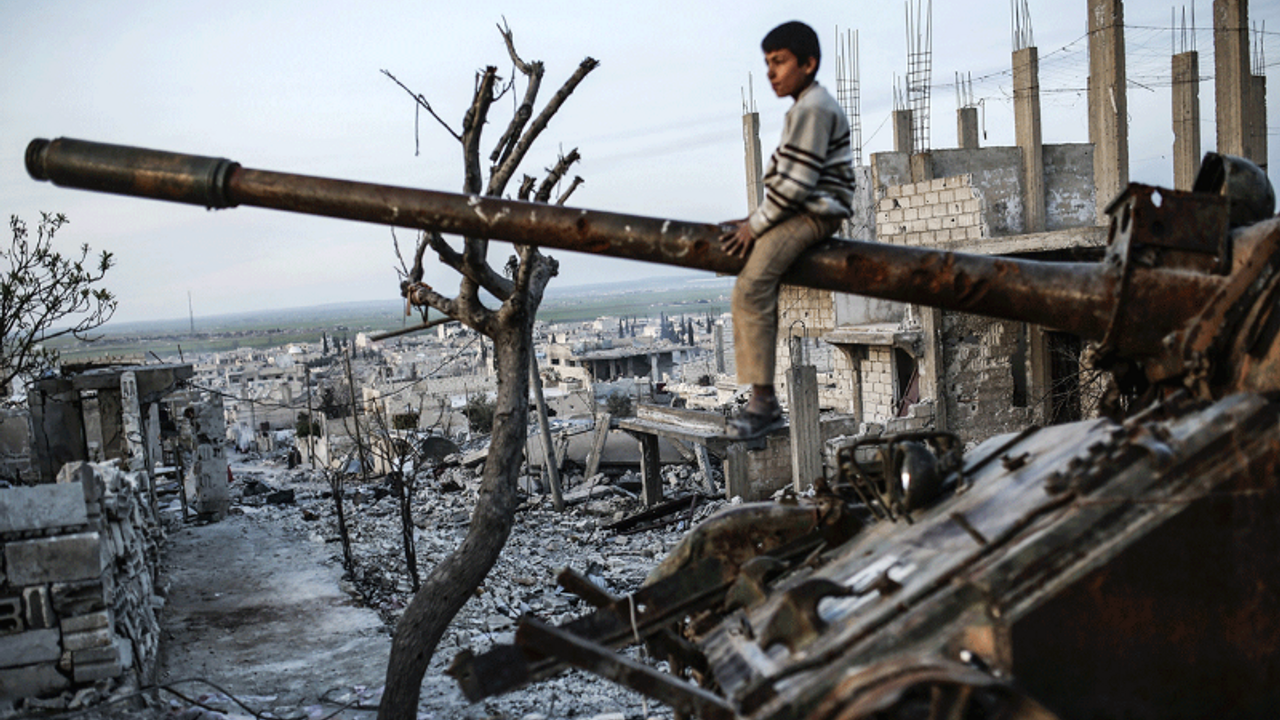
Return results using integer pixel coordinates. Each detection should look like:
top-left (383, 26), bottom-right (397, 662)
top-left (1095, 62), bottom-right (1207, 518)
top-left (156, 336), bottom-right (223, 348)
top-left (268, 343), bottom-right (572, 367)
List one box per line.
top-left (748, 81), bottom-right (856, 238)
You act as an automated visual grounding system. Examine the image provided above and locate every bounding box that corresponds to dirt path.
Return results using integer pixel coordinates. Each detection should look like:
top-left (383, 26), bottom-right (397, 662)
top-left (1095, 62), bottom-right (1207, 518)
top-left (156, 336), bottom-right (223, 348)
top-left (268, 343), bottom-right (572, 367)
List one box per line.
top-left (157, 507), bottom-right (388, 716)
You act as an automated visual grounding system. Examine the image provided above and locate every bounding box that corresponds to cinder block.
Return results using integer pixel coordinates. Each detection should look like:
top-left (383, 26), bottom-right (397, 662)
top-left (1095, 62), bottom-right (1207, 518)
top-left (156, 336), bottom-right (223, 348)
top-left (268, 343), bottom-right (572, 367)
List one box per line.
top-left (0, 662), bottom-right (70, 700)
top-left (0, 483), bottom-right (88, 535)
top-left (71, 642), bottom-right (120, 665)
top-left (0, 597), bottom-right (22, 635)
top-left (49, 580), bottom-right (107, 616)
top-left (0, 629), bottom-right (61, 668)
top-left (4, 533), bottom-right (103, 586)
top-left (60, 610), bottom-right (110, 635)
top-left (22, 587), bottom-right (53, 630)
top-left (72, 657), bottom-right (121, 683)
top-left (62, 627), bottom-right (111, 652)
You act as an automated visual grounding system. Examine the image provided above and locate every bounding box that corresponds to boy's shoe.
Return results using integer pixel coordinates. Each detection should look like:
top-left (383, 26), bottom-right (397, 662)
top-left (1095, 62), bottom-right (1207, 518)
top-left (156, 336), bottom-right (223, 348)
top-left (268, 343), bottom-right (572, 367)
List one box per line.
top-left (727, 405), bottom-right (785, 441)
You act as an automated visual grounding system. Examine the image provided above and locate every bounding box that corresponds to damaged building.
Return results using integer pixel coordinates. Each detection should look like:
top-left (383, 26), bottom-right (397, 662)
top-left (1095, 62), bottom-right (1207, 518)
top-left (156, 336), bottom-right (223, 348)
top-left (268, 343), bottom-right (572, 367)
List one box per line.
top-left (3, 0), bottom-right (1277, 715)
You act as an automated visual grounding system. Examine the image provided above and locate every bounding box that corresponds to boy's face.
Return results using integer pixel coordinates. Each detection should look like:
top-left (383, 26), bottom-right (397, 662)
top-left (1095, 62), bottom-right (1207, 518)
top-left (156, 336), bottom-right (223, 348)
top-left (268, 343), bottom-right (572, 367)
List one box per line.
top-left (765, 48), bottom-right (817, 100)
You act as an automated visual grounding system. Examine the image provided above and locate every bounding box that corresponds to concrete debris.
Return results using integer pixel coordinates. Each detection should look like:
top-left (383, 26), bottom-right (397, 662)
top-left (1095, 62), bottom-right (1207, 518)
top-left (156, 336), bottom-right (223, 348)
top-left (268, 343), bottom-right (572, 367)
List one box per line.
top-left (0, 461), bottom-right (164, 710)
top-left (150, 445), bottom-right (726, 720)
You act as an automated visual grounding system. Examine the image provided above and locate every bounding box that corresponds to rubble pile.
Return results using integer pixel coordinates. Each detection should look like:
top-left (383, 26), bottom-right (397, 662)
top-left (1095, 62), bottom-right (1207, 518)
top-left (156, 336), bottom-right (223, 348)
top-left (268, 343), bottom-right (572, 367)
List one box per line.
top-left (229, 454), bottom-right (727, 719)
top-left (0, 461), bottom-right (165, 710)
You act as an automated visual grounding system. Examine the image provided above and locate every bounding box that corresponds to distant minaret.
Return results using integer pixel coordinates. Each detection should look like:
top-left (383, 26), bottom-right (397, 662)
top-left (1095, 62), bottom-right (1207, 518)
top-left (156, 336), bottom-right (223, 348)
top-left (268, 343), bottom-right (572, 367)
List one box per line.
top-left (742, 75), bottom-right (764, 214)
top-left (188, 290), bottom-right (195, 334)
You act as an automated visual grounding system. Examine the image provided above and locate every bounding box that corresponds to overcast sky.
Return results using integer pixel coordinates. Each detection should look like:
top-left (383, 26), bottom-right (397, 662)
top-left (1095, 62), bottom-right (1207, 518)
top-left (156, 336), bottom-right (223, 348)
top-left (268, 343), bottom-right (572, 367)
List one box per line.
top-left (4, 1), bottom-right (1278, 324)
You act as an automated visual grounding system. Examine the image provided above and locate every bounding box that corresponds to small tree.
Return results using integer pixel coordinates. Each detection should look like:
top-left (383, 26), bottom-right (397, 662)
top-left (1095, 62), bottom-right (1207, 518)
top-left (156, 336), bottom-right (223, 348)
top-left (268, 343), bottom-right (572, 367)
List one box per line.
top-left (296, 411), bottom-right (322, 437)
top-left (461, 393), bottom-right (496, 433)
top-left (606, 390), bottom-right (634, 417)
top-left (2, 213), bottom-right (115, 392)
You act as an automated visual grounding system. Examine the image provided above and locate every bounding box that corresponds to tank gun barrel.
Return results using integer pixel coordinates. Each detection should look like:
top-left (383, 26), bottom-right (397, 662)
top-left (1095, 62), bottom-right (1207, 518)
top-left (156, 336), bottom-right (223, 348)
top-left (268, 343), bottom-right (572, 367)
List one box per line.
top-left (27, 138), bottom-right (1217, 356)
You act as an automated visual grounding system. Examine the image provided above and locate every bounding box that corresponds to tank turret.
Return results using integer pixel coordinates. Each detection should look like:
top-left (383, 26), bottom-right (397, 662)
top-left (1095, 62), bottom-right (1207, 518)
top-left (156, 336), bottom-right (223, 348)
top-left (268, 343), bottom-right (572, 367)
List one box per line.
top-left (27, 137), bottom-right (1280, 718)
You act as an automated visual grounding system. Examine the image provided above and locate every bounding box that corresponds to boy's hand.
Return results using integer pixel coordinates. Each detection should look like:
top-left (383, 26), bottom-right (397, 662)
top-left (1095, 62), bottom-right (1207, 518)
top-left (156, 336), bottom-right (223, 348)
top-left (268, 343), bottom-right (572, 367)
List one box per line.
top-left (720, 220), bottom-right (755, 258)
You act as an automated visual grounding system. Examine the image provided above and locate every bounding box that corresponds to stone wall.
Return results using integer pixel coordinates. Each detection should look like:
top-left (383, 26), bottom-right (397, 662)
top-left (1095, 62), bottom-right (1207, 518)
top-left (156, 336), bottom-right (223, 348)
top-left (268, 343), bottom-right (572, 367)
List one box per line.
top-left (859, 346), bottom-right (899, 424)
top-left (874, 175), bottom-right (987, 247)
top-left (942, 314), bottom-right (1040, 445)
top-left (729, 415), bottom-right (862, 500)
top-left (870, 144), bottom-right (1097, 239)
top-left (0, 462), bottom-right (163, 705)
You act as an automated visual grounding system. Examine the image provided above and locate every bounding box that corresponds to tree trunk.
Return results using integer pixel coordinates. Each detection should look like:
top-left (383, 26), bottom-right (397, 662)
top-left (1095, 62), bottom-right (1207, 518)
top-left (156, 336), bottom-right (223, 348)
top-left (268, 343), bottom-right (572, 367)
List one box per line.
top-left (378, 318), bottom-right (532, 720)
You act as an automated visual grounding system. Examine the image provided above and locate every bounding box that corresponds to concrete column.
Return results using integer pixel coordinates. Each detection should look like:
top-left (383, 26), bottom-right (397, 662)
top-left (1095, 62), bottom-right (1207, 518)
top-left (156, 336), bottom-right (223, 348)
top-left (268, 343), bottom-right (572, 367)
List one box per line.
top-left (1028, 325), bottom-right (1052, 425)
top-left (714, 325), bottom-right (725, 375)
top-left (1213, 0), bottom-right (1250, 158)
top-left (957, 107), bottom-right (980, 149)
top-left (637, 432), bottom-right (662, 506)
top-left (724, 442), bottom-right (749, 500)
top-left (1172, 51), bottom-right (1203, 190)
top-left (743, 112), bottom-right (764, 213)
top-left (1248, 74), bottom-right (1268, 173)
top-left (146, 403), bottom-right (162, 475)
top-left (918, 308), bottom-right (948, 432)
top-left (187, 396), bottom-right (229, 521)
top-left (120, 372), bottom-right (145, 473)
top-left (910, 153), bottom-right (934, 185)
top-left (1088, 0), bottom-right (1129, 219)
top-left (785, 339), bottom-right (822, 492)
top-left (893, 109), bottom-right (915, 154)
top-left (1014, 46), bottom-right (1046, 233)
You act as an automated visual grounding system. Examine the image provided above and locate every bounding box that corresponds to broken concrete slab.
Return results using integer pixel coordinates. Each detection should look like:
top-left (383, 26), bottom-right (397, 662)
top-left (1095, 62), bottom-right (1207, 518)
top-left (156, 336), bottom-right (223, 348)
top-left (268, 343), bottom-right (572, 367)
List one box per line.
top-left (61, 627), bottom-right (112, 653)
top-left (0, 628), bottom-right (61, 667)
top-left (60, 609), bottom-right (110, 635)
top-left (0, 482), bottom-right (88, 535)
top-left (0, 662), bottom-right (70, 700)
top-left (4, 532), bottom-right (104, 586)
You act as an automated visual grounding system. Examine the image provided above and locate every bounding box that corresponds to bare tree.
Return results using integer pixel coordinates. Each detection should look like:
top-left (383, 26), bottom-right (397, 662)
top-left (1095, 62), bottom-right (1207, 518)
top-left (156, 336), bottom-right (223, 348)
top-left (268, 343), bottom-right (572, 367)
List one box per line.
top-left (377, 23), bottom-right (596, 720)
top-left (2, 213), bottom-right (115, 393)
top-left (365, 396), bottom-right (426, 592)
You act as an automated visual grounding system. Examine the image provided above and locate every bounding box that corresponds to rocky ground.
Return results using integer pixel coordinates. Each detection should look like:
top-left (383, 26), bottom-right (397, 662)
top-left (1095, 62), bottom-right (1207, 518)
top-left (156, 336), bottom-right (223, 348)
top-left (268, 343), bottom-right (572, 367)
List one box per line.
top-left (57, 448), bottom-right (728, 720)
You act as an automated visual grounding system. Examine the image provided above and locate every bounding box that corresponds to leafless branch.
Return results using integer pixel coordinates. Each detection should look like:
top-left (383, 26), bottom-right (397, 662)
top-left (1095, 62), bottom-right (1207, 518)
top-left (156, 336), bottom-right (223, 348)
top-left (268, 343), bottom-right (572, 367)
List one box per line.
top-left (407, 230), bottom-right (513, 305)
top-left (534, 148), bottom-right (581, 203)
top-left (381, 69), bottom-right (461, 142)
top-left (517, 175), bottom-right (537, 201)
top-left (490, 19), bottom-right (545, 169)
top-left (556, 176), bottom-right (585, 205)
top-left (488, 56), bottom-right (599, 196)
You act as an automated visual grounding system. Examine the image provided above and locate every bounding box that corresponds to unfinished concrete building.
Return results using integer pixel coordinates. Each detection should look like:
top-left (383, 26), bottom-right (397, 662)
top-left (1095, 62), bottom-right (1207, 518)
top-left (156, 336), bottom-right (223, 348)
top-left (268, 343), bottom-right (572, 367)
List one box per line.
top-left (761, 0), bottom-right (1268, 447)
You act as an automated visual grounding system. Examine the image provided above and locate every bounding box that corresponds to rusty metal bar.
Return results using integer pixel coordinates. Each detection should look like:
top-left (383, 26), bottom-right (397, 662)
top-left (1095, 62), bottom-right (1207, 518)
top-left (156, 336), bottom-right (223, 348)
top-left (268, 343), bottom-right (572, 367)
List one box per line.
top-left (26, 137), bottom-right (1217, 354)
top-left (517, 617), bottom-right (737, 720)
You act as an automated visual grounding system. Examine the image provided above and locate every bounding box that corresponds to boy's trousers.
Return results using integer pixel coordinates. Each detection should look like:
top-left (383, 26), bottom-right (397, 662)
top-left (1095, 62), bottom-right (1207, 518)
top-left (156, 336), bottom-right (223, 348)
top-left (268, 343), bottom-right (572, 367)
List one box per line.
top-left (732, 213), bottom-right (844, 387)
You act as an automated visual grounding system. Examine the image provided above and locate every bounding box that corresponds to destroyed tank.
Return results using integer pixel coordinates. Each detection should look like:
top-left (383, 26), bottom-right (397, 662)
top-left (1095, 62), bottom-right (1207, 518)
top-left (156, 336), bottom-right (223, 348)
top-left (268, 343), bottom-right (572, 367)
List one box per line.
top-left (27, 138), bottom-right (1280, 719)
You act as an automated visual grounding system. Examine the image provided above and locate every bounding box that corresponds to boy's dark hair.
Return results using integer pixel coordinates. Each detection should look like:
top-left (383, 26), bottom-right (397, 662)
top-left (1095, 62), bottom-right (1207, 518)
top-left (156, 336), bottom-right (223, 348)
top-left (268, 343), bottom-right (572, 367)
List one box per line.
top-left (762, 21), bottom-right (821, 74)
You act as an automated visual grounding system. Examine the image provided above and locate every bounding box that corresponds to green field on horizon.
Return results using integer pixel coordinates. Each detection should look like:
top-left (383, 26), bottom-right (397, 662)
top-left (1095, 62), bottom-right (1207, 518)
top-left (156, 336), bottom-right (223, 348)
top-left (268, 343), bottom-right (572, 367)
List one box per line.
top-left (47, 278), bottom-right (731, 362)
